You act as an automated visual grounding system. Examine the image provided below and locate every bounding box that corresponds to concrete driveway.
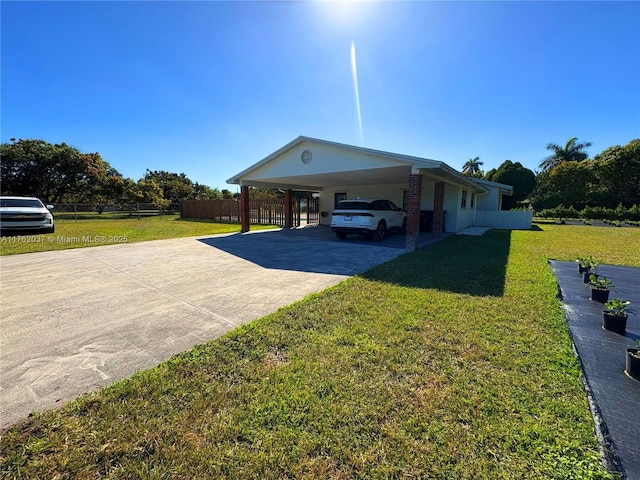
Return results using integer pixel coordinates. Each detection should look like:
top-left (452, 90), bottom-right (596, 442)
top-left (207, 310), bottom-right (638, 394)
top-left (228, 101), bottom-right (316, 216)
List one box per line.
top-left (0, 226), bottom-right (413, 430)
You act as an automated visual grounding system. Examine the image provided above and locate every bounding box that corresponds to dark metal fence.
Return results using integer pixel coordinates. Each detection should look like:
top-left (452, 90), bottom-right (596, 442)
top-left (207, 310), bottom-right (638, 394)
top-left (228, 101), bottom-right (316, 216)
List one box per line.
top-left (52, 203), bottom-right (180, 221)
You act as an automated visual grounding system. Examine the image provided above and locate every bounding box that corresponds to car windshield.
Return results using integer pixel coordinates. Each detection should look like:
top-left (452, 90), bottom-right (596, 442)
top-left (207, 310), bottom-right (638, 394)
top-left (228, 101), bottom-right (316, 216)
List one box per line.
top-left (335, 201), bottom-right (372, 210)
top-left (0, 199), bottom-right (44, 208)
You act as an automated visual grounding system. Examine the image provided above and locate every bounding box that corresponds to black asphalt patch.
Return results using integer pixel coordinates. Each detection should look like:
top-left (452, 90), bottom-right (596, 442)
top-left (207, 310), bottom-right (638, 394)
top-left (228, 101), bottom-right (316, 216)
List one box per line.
top-left (550, 260), bottom-right (640, 478)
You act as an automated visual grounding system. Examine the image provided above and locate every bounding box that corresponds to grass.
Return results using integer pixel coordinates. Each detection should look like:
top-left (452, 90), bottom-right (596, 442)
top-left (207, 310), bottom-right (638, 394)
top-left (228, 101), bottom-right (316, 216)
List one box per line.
top-left (0, 215), bottom-right (277, 255)
top-left (2, 225), bottom-right (638, 478)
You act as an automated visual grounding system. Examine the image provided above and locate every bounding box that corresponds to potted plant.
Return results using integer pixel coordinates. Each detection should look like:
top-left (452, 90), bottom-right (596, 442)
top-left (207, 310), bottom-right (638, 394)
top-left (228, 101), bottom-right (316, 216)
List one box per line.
top-left (626, 340), bottom-right (640, 382)
top-left (577, 256), bottom-right (596, 274)
top-left (579, 257), bottom-right (598, 283)
top-left (602, 299), bottom-right (630, 334)
top-left (589, 274), bottom-right (614, 303)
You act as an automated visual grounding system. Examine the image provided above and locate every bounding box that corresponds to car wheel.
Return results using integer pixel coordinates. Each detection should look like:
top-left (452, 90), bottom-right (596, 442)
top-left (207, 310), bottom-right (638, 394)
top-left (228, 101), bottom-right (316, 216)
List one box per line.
top-left (373, 221), bottom-right (386, 241)
top-left (336, 232), bottom-right (347, 239)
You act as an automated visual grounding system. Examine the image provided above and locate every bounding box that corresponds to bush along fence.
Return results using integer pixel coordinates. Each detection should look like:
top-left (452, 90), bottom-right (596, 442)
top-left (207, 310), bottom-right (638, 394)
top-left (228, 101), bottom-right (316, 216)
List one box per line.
top-left (536, 204), bottom-right (640, 226)
top-left (52, 203), bottom-right (180, 221)
top-left (181, 197), bottom-right (319, 228)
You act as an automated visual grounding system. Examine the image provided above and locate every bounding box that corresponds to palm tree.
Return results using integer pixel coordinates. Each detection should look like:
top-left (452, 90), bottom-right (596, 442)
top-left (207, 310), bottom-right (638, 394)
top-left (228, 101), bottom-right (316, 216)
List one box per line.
top-left (462, 157), bottom-right (483, 177)
top-left (540, 137), bottom-right (592, 171)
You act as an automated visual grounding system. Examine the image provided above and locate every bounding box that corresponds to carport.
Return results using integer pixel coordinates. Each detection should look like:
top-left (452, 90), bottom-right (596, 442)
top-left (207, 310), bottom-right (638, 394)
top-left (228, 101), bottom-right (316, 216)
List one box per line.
top-left (227, 136), bottom-right (487, 250)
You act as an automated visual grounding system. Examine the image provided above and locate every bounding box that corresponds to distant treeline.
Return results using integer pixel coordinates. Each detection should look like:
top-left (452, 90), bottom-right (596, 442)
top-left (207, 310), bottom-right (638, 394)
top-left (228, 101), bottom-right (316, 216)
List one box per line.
top-left (462, 138), bottom-right (640, 211)
top-left (3, 137), bottom-right (639, 212)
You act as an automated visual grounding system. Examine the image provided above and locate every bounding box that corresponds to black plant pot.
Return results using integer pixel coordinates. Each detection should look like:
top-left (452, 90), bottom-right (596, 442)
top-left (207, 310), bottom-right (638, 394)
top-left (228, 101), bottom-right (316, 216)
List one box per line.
top-left (602, 312), bottom-right (627, 334)
top-left (578, 265), bottom-right (592, 274)
top-left (583, 272), bottom-right (595, 284)
top-left (626, 349), bottom-right (640, 382)
top-left (590, 288), bottom-right (610, 303)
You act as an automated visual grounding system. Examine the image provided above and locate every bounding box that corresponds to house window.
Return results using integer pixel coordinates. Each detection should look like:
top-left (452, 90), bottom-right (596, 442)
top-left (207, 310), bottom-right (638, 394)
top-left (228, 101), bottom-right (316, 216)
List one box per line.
top-left (470, 193), bottom-right (475, 208)
top-left (334, 192), bottom-right (347, 208)
top-left (461, 190), bottom-right (467, 208)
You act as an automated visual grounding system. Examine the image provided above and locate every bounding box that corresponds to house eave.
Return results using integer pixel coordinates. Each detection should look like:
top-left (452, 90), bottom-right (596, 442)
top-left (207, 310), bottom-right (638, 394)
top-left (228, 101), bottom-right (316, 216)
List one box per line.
top-left (472, 178), bottom-right (514, 196)
top-left (226, 136), bottom-right (489, 194)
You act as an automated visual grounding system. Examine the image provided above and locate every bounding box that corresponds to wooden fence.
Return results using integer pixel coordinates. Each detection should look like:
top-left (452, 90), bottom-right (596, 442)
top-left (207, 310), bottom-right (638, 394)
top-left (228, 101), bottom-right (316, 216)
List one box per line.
top-left (182, 197), bottom-right (319, 227)
top-left (181, 199), bottom-right (241, 223)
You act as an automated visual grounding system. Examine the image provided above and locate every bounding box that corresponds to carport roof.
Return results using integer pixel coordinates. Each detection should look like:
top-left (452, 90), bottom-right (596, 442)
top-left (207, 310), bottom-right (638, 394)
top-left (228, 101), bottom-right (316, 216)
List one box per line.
top-left (227, 136), bottom-right (487, 193)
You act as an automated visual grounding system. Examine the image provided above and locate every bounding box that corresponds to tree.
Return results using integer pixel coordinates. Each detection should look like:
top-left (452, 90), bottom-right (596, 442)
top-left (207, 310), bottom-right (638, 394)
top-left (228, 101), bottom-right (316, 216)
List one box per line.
top-left (589, 139), bottom-right (640, 208)
top-left (530, 161), bottom-right (593, 210)
top-left (249, 188), bottom-right (282, 200)
top-left (143, 170), bottom-right (194, 203)
top-left (539, 137), bottom-right (592, 171)
top-left (484, 160), bottom-right (535, 207)
top-left (126, 179), bottom-right (169, 207)
top-left (462, 157), bottom-right (484, 177)
top-left (193, 182), bottom-right (222, 200)
top-left (221, 189), bottom-right (237, 200)
top-left (0, 138), bottom-right (112, 202)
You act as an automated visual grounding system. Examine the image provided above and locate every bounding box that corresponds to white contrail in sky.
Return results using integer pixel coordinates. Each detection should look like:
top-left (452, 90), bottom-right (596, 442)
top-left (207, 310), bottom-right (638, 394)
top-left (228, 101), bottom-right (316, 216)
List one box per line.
top-left (350, 41), bottom-right (363, 145)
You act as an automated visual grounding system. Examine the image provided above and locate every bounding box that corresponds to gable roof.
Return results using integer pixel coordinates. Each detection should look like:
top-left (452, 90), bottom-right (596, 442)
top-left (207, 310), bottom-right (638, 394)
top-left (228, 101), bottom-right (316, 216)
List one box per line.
top-left (227, 136), bottom-right (488, 193)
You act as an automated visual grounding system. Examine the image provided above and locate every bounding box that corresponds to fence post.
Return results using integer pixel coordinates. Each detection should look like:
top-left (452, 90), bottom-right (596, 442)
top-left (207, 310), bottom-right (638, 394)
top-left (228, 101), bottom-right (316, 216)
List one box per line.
top-left (137, 202), bottom-right (140, 221)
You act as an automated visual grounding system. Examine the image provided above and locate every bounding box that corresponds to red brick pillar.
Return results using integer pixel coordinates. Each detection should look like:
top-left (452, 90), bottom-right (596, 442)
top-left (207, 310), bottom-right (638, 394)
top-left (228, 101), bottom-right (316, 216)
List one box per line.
top-left (240, 186), bottom-right (250, 233)
top-left (432, 182), bottom-right (445, 238)
top-left (405, 173), bottom-right (422, 250)
top-left (284, 189), bottom-right (293, 229)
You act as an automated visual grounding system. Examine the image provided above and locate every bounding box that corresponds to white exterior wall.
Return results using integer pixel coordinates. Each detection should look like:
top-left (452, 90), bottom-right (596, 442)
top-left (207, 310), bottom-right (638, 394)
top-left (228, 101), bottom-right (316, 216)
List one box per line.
top-left (244, 142), bottom-right (408, 181)
top-left (474, 210), bottom-right (533, 230)
top-left (459, 194), bottom-right (476, 232)
top-left (476, 189), bottom-right (501, 211)
top-left (420, 177), bottom-right (435, 210)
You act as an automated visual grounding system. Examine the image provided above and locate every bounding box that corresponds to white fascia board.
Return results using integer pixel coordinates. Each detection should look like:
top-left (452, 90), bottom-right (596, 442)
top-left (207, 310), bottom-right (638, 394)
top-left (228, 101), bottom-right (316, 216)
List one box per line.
top-left (473, 178), bottom-right (514, 196)
top-left (226, 136), bottom-right (443, 185)
top-left (419, 164), bottom-right (489, 194)
top-left (238, 179), bottom-right (324, 191)
top-left (227, 136), bottom-right (482, 195)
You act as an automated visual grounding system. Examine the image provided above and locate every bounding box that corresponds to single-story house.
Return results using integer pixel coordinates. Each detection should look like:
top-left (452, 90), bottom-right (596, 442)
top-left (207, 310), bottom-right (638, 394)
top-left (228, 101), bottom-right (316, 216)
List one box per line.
top-left (227, 136), bottom-right (532, 250)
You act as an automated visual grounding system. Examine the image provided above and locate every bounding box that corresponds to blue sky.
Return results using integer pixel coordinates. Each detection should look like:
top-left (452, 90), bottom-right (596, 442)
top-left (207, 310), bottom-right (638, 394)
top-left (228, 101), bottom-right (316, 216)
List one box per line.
top-left (2, 1), bottom-right (639, 191)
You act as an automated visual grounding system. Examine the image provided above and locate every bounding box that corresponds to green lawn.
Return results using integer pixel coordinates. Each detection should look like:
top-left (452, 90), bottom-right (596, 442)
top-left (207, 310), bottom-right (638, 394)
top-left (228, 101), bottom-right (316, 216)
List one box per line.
top-left (2, 225), bottom-right (638, 478)
top-left (0, 215), bottom-right (276, 255)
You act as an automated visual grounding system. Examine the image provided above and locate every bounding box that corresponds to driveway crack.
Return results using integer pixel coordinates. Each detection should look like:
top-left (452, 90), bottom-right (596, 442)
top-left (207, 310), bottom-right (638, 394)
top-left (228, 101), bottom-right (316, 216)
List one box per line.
top-left (78, 249), bottom-right (237, 327)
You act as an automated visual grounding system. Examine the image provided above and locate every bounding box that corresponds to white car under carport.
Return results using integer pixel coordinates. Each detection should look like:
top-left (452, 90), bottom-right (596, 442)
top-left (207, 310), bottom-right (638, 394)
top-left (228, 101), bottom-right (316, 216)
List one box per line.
top-left (331, 199), bottom-right (407, 241)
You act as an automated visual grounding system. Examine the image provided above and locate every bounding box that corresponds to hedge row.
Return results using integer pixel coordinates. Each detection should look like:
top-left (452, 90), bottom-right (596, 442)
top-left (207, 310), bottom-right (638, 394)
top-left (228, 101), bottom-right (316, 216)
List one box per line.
top-left (537, 204), bottom-right (640, 221)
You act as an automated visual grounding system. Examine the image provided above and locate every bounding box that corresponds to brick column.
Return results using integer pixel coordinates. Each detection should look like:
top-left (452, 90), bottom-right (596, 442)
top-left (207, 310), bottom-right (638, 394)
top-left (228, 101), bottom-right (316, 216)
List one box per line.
top-left (284, 189), bottom-right (293, 229)
top-left (432, 182), bottom-right (445, 238)
top-left (405, 173), bottom-right (422, 250)
top-left (240, 186), bottom-right (250, 233)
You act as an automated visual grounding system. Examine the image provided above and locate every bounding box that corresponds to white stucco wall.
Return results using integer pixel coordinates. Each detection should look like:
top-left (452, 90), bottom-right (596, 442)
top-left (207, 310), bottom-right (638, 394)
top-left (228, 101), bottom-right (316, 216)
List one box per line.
top-left (445, 187), bottom-right (476, 233)
top-left (245, 142), bottom-right (409, 181)
top-left (474, 210), bottom-right (533, 229)
top-left (476, 189), bottom-right (502, 211)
